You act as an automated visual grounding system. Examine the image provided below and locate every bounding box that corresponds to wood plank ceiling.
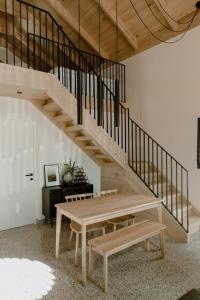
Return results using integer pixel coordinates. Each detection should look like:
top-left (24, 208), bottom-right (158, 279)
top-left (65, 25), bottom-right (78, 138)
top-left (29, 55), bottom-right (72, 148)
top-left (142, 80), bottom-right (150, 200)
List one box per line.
top-left (31, 0), bottom-right (200, 61)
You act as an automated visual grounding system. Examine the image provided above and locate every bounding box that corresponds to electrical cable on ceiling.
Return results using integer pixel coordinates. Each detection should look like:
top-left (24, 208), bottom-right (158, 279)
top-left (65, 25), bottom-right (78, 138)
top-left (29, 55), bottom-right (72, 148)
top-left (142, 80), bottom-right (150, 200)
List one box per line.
top-left (155, 1), bottom-right (197, 25)
top-left (129, 0), bottom-right (199, 44)
top-left (144, 0), bottom-right (190, 32)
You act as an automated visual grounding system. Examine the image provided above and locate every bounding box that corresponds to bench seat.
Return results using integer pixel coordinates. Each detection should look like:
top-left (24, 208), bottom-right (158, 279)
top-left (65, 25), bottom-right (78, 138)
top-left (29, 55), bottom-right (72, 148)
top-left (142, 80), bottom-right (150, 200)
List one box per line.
top-left (88, 220), bottom-right (166, 292)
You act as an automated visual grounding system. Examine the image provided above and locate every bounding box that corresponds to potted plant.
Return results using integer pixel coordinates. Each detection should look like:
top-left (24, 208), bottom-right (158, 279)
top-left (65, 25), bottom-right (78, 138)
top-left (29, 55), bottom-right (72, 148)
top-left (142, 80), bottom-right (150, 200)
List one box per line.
top-left (63, 160), bottom-right (77, 184)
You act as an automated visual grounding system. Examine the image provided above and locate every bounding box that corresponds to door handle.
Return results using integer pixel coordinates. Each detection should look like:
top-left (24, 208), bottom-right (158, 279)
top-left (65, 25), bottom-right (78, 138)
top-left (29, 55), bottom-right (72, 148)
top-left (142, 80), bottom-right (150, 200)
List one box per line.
top-left (25, 173), bottom-right (33, 177)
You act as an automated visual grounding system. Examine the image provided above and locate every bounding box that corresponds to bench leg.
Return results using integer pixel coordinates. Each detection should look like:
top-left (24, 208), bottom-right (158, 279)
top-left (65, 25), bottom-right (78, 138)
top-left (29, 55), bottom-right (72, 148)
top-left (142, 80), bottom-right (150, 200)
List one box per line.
top-left (75, 232), bottom-right (79, 265)
top-left (89, 245), bottom-right (94, 279)
top-left (159, 230), bottom-right (165, 258)
top-left (104, 256), bottom-right (108, 293)
top-left (113, 224), bottom-right (117, 231)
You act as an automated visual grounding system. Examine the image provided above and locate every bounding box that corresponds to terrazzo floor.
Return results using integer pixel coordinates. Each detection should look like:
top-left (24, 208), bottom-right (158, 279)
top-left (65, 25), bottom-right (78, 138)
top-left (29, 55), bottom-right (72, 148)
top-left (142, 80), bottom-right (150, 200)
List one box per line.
top-left (0, 223), bottom-right (200, 300)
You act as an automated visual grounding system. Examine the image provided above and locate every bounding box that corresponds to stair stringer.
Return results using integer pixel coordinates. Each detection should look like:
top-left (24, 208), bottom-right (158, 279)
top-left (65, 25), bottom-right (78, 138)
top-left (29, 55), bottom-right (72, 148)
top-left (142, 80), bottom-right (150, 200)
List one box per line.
top-left (0, 63), bottom-right (189, 242)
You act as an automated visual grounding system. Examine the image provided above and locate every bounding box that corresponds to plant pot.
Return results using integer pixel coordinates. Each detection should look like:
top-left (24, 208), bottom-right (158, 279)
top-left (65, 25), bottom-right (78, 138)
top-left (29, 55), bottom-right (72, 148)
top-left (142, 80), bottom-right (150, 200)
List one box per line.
top-left (63, 172), bottom-right (74, 184)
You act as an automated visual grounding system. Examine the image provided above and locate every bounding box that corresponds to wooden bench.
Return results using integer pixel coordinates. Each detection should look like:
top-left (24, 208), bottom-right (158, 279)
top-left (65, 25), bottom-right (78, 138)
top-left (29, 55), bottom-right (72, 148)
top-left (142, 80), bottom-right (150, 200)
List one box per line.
top-left (88, 220), bottom-right (166, 292)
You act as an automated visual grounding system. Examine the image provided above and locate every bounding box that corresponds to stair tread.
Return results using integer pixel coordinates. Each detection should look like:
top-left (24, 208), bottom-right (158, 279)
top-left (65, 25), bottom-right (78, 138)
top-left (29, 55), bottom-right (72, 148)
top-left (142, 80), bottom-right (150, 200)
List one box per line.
top-left (43, 102), bottom-right (61, 112)
top-left (54, 114), bottom-right (71, 122)
top-left (85, 145), bottom-right (99, 150)
top-left (95, 154), bottom-right (108, 159)
top-left (75, 136), bottom-right (91, 141)
top-left (65, 125), bottom-right (83, 132)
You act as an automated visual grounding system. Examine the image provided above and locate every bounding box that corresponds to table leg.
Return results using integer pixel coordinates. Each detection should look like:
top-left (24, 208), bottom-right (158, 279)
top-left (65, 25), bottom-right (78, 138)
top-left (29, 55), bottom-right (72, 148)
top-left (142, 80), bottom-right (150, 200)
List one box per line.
top-left (157, 205), bottom-right (163, 224)
top-left (55, 209), bottom-right (62, 258)
top-left (81, 223), bottom-right (87, 285)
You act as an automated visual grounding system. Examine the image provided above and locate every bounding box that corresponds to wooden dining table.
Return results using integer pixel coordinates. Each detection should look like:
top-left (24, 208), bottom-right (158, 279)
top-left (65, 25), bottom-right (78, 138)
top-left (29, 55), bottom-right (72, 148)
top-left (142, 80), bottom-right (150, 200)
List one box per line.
top-left (55, 192), bottom-right (162, 285)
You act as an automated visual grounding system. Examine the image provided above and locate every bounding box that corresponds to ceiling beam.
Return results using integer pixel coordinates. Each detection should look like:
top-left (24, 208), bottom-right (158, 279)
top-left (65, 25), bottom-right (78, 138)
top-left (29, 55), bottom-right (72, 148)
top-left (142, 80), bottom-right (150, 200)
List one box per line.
top-left (93, 0), bottom-right (138, 50)
top-left (153, 0), bottom-right (178, 31)
top-left (45, 0), bottom-right (109, 58)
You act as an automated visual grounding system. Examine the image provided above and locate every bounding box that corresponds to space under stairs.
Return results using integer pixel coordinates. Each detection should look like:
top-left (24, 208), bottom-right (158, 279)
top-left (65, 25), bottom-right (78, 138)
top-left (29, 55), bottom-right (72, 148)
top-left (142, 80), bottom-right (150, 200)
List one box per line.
top-left (0, 0), bottom-right (200, 242)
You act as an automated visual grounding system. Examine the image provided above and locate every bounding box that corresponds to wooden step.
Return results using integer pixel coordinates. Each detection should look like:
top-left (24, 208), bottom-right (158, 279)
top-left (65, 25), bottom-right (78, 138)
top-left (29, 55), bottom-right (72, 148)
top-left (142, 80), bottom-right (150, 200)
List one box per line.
top-left (43, 102), bottom-right (61, 113)
top-left (54, 114), bottom-right (72, 122)
top-left (150, 181), bottom-right (174, 194)
top-left (95, 154), bottom-right (109, 159)
top-left (85, 145), bottom-right (100, 151)
top-left (75, 136), bottom-right (91, 141)
top-left (65, 125), bottom-right (83, 133)
top-left (129, 161), bottom-right (155, 173)
top-left (144, 172), bottom-right (162, 185)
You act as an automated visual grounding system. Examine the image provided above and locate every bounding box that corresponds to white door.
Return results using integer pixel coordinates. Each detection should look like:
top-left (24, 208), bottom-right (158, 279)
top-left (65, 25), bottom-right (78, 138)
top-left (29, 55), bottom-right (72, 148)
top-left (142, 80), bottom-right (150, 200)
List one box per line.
top-left (0, 120), bottom-right (35, 231)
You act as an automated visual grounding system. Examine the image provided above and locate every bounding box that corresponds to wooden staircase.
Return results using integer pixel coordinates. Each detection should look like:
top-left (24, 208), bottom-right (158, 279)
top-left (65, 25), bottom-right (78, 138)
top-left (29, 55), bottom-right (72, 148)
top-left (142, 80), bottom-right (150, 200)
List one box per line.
top-left (1, 63), bottom-right (200, 242)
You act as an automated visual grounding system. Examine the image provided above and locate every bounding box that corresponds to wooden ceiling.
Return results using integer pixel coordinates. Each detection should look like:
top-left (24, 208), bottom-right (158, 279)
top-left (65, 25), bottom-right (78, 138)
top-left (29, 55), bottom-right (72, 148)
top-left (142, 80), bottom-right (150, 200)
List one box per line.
top-left (28, 0), bottom-right (200, 61)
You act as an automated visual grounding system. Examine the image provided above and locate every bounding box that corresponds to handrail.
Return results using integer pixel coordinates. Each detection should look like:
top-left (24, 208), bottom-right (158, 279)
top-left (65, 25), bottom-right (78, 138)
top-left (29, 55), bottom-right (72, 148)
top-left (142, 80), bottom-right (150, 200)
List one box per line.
top-left (28, 33), bottom-right (118, 99)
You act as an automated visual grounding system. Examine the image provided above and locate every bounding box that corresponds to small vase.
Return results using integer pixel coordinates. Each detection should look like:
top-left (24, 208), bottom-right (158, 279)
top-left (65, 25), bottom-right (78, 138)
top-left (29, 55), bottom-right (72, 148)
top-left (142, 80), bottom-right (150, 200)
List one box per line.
top-left (63, 172), bottom-right (73, 184)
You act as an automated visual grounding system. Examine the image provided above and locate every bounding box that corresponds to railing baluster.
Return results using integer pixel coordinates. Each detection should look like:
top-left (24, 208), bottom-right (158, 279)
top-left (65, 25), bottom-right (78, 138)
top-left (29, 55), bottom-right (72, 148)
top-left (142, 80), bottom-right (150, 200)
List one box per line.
top-left (33, 8), bottom-right (36, 69)
top-left (186, 171), bottom-right (189, 232)
top-left (124, 108), bottom-right (127, 153)
top-left (148, 136), bottom-right (150, 186)
top-left (20, 2), bottom-right (22, 66)
top-left (152, 141), bottom-right (154, 192)
top-left (161, 148), bottom-right (163, 198)
top-left (166, 153), bottom-right (168, 209)
top-left (157, 143), bottom-right (159, 197)
top-left (135, 126), bottom-right (138, 173)
top-left (143, 132), bottom-right (145, 181)
top-left (176, 162), bottom-right (178, 219)
top-left (171, 156), bottom-right (173, 213)
top-left (13, 0), bottom-right (15, 65)
top-left (39, 11), bottom-right (42, 70)
top-left (139, 129), bottom-right (141, 176)
top-left (181, 168), bottom-right (183, 225)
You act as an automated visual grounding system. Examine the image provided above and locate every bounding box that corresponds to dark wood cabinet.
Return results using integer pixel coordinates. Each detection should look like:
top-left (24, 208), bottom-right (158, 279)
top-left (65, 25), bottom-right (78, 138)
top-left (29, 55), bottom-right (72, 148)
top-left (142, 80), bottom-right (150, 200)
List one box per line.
top-left (42, 183), bottom-right (93, 225)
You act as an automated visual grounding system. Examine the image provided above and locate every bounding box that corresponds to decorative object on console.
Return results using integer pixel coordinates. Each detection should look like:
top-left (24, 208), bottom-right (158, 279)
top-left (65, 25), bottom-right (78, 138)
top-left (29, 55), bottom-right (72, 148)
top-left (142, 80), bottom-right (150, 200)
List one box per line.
top-left (73, 166), bottom-right (89, 184)
top-left (44, 164), bottom-right (60, 187)
top-left (62, 160), bottom-right (77, 184)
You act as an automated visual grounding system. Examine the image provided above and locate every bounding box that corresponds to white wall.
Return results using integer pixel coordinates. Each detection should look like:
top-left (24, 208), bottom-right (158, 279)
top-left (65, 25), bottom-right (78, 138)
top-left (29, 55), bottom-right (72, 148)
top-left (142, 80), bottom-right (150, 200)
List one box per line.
top-left (0, 97), bottom-right (101, 221)
top-left (124, 25), bottom-right (200, 210)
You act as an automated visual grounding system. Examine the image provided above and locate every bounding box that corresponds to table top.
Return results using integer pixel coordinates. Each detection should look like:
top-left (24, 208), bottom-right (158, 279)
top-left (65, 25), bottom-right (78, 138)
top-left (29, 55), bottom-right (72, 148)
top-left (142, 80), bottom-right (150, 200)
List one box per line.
top-left (55, 192), bottom-right (162, 225)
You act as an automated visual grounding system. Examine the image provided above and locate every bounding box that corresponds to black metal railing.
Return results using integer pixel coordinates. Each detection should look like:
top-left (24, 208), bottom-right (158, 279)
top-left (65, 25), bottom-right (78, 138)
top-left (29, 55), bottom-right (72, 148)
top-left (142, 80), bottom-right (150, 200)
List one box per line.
top-left (127, 117), bottom-right (189, 232)
top-left (0, 0), bottom-right (189, 232)
top-left (2, 0), bottom-right (125, 100)
top-left (28, 33), bottom-right (127, 150)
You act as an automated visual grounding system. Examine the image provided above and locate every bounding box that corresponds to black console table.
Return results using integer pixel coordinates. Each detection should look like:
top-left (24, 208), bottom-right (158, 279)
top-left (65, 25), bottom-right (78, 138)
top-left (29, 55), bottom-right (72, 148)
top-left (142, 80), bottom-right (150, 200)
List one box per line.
top-left (42, 183), bottom-right (93, 226)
